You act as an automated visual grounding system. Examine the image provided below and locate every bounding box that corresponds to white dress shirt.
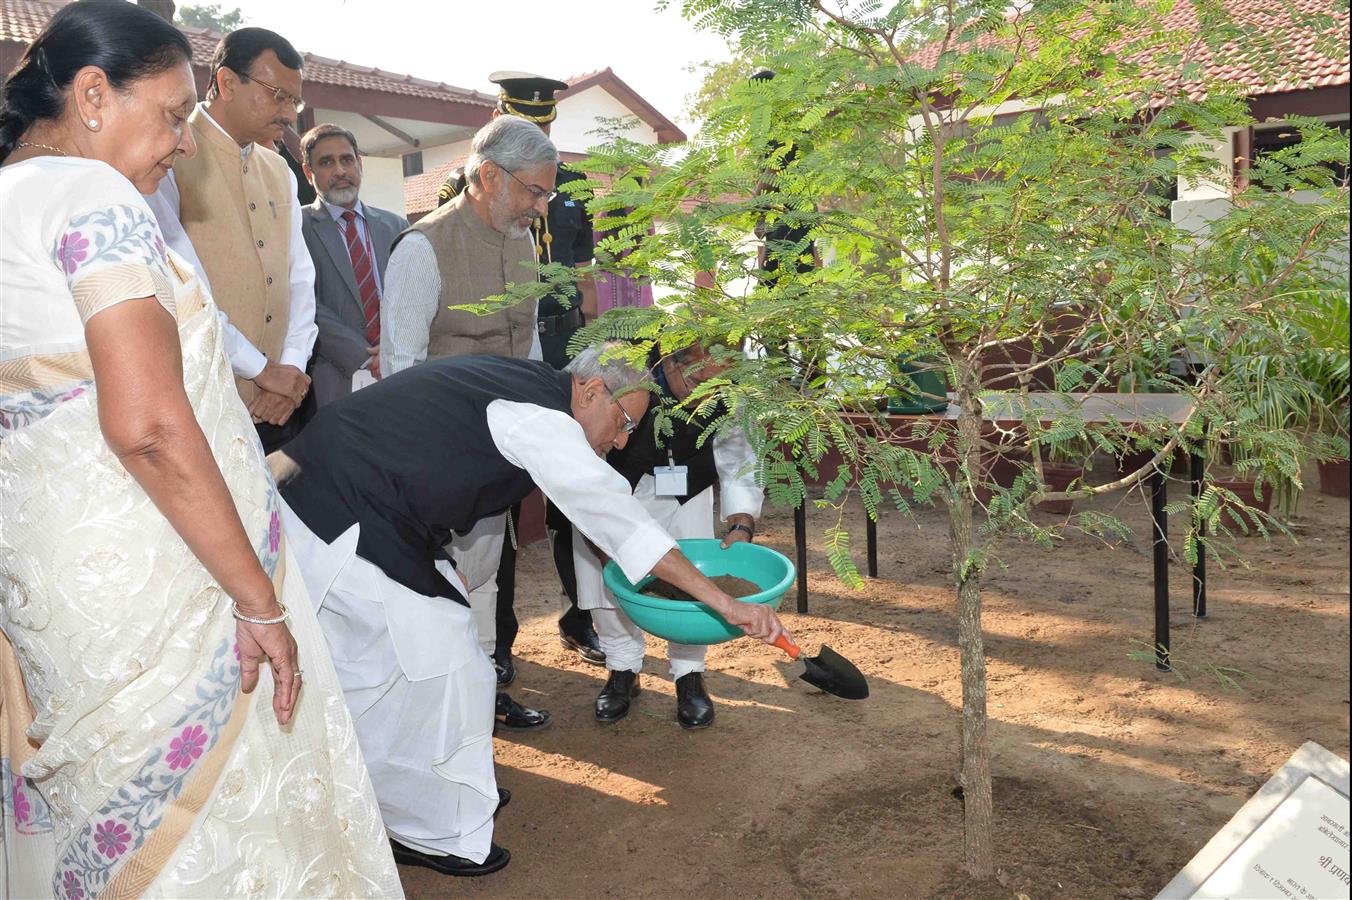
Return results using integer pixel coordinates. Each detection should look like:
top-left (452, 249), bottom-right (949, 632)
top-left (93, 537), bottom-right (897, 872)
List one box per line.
top-left (145, 103), bottom-right (318, 380)
top-left (380, 231), bottom-right (541, 377)
top-left (712, 426), bottom-right (766, 519)
top-left (322, 198), bottom-right (385, 293)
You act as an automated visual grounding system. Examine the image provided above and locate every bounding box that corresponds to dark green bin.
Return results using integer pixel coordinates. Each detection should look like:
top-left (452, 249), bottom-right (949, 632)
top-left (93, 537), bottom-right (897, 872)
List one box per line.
top-left (887, 358), bottom-right (949, 414)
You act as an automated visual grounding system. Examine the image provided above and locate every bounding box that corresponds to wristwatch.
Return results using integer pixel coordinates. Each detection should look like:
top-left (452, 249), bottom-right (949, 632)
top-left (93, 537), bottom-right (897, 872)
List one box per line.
top-left (726, 522), bottom-right (754, 540)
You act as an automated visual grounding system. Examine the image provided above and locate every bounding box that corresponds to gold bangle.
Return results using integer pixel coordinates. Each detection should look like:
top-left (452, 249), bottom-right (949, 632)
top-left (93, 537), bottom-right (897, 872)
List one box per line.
top-left (231, 601), bottom-right (289, 625)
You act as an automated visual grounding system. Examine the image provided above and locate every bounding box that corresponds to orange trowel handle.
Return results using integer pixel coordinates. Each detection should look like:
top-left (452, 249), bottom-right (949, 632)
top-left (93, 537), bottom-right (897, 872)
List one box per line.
top-left (772, 633), bottom-right (802, 660)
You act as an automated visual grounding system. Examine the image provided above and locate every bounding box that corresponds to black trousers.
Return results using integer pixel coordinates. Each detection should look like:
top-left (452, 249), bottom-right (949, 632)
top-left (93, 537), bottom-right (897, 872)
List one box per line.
top-left (494, 498), bottom-right (593, 660)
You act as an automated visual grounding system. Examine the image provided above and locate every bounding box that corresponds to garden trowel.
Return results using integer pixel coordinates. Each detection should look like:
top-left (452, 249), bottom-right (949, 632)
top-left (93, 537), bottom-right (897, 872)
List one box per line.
top-left (773, 634), bottom-right (869, 699)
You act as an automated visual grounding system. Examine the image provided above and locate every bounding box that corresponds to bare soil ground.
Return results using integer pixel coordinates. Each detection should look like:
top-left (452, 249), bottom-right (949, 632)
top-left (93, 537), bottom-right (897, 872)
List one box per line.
top-left (399, 464), bottom-right (1350, 899)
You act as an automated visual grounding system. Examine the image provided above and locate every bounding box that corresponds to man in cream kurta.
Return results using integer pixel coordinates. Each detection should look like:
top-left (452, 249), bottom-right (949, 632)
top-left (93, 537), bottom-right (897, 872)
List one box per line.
top-left (381, 116), bottom-right (554, 725)
top-left (147, 28), bottom-right (316, 452)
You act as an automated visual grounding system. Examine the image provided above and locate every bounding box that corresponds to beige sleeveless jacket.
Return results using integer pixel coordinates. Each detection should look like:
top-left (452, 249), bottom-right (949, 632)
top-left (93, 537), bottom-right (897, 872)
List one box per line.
top-left (173, 107), bottom-right (293, 403)
top-left (404, 191), bottom-right (537, 360)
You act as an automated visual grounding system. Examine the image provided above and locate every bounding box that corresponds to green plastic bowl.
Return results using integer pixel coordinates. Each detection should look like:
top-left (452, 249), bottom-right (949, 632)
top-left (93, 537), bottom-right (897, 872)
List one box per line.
top-left (602, 538), bottom-right (796, 645)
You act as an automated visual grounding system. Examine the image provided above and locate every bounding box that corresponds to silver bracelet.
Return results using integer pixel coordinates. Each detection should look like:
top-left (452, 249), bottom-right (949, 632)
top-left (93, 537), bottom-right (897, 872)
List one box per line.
top-left (231, 601), bottom-right (290, 625)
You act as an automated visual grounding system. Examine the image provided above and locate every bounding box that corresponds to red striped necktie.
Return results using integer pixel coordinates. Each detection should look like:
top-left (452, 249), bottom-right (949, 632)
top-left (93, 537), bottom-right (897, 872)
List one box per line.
top-left (341, 209), bottom-right (380, 345)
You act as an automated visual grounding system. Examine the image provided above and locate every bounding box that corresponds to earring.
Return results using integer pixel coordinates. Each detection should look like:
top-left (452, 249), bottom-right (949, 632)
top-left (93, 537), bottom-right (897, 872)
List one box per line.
top-left (88, 119), bottom-right (99, 129)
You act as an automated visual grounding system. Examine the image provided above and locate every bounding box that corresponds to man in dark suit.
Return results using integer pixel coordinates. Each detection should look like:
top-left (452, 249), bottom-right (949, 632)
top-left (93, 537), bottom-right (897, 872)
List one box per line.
top-left (300, 123), bottom-right (409, 408)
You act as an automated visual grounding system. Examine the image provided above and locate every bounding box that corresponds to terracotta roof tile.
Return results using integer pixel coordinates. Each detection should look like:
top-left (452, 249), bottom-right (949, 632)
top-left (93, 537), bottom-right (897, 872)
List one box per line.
top-left (404, 158), bottom-right (464, 218)
top-left (0, 0), bottom-right (57, 41)
top-left (909, 0), bottom-right (1348, 98)
top-left (0, 0), bottom-right (494, 105)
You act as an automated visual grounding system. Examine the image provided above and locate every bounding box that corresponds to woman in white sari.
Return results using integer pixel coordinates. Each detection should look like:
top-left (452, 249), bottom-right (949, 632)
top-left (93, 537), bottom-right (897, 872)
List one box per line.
top-left (0, 3), bottom-right (402, 896)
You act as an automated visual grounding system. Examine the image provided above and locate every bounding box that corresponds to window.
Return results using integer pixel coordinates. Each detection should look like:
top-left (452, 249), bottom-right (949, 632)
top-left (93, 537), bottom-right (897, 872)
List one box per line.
top-left (402, 151), bottom-right (424, 178)
top-left (1249, 119), bottom-right (1349, 188)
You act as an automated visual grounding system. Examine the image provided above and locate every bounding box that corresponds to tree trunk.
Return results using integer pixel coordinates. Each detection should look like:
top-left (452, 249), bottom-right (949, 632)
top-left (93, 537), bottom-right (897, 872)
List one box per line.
top-left (950, 360), bottom-right (995, 878)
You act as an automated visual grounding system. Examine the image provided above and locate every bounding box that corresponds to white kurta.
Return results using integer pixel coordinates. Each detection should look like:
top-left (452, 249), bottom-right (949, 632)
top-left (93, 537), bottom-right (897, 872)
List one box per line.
top-left (447, 510), bottom-right (509, 657)
top-left (280, 397), bottom-right (684, 861)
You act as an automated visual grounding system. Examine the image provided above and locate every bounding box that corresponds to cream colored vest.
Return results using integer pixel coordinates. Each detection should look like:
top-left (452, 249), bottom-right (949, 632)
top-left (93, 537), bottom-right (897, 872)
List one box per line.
top-left (407, 191), bottom-right (537, 360)
top-left (173, 107), bottom-right (293, 403)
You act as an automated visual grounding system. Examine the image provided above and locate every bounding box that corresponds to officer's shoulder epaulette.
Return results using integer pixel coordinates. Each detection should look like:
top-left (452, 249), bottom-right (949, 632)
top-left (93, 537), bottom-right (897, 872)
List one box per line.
top-left (437, 169), bottom-right (468, 206)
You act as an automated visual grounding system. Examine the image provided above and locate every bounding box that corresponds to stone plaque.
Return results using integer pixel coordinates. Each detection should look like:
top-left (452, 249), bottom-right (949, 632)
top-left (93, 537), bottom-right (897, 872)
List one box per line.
top-left (1157, 742), bottom-right (1350, 900)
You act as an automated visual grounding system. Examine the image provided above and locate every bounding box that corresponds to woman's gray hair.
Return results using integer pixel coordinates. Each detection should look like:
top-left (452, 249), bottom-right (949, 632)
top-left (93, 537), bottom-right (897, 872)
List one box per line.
top-left (565, 342), bottom-right (649, 395)
top-left (466, 116), bottom-right (559, 186)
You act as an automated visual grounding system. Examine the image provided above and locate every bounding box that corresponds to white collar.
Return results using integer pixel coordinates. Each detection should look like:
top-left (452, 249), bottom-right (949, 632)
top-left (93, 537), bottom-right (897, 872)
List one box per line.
top-left (323, 198), bottom-right (366, 222)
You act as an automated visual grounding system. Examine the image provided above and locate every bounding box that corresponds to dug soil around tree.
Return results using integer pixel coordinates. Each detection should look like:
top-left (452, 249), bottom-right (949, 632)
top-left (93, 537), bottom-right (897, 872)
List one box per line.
top-left (398, 464), bottom-right (1349, 899)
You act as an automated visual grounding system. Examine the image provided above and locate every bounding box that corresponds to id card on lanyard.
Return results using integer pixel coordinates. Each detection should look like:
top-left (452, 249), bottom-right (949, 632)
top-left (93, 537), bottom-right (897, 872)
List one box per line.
top-left (653, 451), bottom-right (688, 497)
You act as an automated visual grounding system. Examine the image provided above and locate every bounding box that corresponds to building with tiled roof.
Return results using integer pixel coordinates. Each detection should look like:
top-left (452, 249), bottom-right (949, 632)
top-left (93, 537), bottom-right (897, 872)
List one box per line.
top-left (0, 0), bottom-right (503, 212)
top-left (908, 0), bottom-right (1348, 224)
top-left (556, 68), bottom-right (686, 144)
top-left (1, 0), bottom-right (687, 217)
top-left (403, 69), bottom-right (687, 221)
top-left (910, 0), bottom-right (1348, 100)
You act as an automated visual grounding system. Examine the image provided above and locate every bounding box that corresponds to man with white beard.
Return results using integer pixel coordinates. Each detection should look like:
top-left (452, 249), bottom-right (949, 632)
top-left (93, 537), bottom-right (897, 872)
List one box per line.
top-left (299, 123), bottom-right (408, 408)
top-left (381, 115), bottom-right (550, 374)
top-left (379, 114), bottom-right (554, 732)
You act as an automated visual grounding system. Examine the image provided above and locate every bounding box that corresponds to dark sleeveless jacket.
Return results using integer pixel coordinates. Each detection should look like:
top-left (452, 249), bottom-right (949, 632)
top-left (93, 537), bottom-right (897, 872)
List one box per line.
top-left (277, 356), bottom-right (572, 604)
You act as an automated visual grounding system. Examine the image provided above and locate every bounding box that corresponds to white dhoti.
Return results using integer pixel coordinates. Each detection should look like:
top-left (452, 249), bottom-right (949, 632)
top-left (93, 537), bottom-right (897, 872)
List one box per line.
top-left (573, 475), bottom-right (712, 679)
top-left (281, 500), bottom-right (498, 863)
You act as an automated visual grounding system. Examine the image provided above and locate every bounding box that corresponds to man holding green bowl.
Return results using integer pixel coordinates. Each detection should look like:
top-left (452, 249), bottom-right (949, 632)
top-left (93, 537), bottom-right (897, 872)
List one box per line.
top-left (573, 342), bottom-right (763, 729)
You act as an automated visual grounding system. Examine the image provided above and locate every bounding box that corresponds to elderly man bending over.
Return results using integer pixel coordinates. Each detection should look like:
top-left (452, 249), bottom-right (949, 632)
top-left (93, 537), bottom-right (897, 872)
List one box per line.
top-left (270, 344), bottom-right (787, 879)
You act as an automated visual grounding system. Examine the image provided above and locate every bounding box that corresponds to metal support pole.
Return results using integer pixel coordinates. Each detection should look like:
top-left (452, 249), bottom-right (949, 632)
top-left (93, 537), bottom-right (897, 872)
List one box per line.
top-left (865, 514), bottom-right (878, 578)
top-left (1150, 467), bottom-right (1170, 671)
top-left (1191, 451), bottom-right (1208, 619)
top-left (794, 501), bottom-right (808, 614)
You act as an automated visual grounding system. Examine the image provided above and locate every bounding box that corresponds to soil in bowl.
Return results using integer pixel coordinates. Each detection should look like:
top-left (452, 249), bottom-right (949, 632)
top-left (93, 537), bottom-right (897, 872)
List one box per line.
top-left (642, 574), bottom-right (763, 601)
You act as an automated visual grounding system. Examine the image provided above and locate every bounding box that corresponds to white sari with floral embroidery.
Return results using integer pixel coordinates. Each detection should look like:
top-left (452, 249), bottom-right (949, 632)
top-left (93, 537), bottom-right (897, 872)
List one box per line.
top-left (0, 157), bottom-right (402, 898)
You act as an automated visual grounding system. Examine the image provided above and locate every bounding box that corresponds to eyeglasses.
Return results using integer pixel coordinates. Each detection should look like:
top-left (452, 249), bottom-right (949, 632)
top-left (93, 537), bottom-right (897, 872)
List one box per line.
top-left (505, 168), bottom-right (558, 204)
top-left (616, 400), bottom-right (639, 435)
top-left (242, 71), bottom-right (306, 114)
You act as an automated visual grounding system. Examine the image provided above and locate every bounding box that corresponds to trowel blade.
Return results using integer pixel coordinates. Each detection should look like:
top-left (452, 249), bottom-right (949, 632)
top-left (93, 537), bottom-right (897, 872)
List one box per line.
top-left (798, 644), bottom-right (869, 700)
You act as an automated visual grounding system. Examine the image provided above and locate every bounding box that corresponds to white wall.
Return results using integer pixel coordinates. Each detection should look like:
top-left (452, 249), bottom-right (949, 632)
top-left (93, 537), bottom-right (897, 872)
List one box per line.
top-left (411, 87), bottom-right (661, 170)
top-left (1176, 128), bottom-right (1238, 203)
top-left (409, 86), bottom-right (662, 190)
top-left (359, 155), bottom-right (409, 217)
top-left (422, 138), bottom-right (473, 172)
top-left (553, 86), bottom-right (658, 154)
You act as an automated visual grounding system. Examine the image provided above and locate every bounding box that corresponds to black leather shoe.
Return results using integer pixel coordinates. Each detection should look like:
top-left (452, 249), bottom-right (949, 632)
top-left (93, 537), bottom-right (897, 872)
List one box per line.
top-left (493, 693), bottom-right (551, 732)
top-left (560, 628), bottom-right (607, 665)
top-left (495, 787), bottom-right (510, 818)
top-left (595, 669), bottom-right (640, 723)
top-left (389, 838), bottom-right (511, 877)
top-left (494, 653), bottom-right (516, 687)
top-left (675, 672), bottom-right (715, 729)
